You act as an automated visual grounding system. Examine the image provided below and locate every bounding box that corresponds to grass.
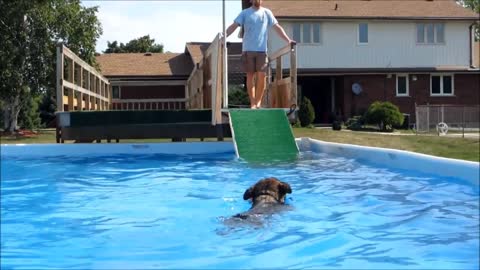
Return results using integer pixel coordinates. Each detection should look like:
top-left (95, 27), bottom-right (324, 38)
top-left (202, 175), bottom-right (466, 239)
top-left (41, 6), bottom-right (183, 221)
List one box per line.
top-left (1, 128), bottom-right (478, 162)
top-left (293, 128), bottom-right (479, 162)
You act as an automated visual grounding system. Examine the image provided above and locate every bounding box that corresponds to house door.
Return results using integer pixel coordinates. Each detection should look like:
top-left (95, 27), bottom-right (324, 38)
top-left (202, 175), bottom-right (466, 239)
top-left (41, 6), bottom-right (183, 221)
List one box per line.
top-left (299, 76), bottom-right (334, 124)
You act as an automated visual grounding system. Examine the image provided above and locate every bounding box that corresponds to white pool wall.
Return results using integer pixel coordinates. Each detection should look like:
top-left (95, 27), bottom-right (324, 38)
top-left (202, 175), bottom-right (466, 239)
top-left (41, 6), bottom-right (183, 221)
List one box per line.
top-left (2, 138), bottom-right (478, 184)
top-left (0, 142), bottom-right (235, 157)
top-left (297, 137), bottom-right (479, 185)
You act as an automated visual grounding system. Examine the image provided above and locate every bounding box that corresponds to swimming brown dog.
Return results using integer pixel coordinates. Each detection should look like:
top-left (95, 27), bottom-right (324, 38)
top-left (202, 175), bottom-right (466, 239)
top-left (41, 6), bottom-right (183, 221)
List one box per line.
top-left (234, 177), bottom-right (292, 220)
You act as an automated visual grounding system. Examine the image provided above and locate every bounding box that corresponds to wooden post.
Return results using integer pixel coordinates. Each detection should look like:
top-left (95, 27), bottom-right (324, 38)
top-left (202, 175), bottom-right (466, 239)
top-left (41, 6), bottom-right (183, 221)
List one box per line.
top-left (276, 57), bottom-right (282, 81)
top-left (290, 43), bottom-right (297, 107)
top-left (215, 38), bottom-right (223, 124)
top-left (274, 57), bottom-right (283, 108)
top-left (86, 71), bottom-right (90, 93)
top-left (56, 43), bottom-right (64, 111)
top-left (216, 124), bottom-right (224, 141)
top-left (80, 67), bottom-right (84, 90)
top-left (77, 92), bottom-right (83, 111)
top-left (85, 93), bottom-right (90, 111)
top-left (102, 82), bottom-right (105, 100)
top-left (69, 58), bottom-right (74, 83)
top-left (67, 88), bottom-right (74, 111)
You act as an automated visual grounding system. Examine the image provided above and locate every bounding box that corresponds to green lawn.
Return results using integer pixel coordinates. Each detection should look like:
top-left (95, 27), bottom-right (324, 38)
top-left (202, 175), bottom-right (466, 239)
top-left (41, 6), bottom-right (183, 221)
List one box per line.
top-left (293, 128), bottom-right (479, 162)
top-left (1, 128), bottom-right (478, 162)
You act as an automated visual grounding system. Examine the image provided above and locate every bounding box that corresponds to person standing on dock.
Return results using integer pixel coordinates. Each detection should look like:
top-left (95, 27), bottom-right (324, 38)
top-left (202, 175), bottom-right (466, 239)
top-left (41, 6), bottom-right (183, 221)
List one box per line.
top-left (225, 0), bottom-right (295, 109)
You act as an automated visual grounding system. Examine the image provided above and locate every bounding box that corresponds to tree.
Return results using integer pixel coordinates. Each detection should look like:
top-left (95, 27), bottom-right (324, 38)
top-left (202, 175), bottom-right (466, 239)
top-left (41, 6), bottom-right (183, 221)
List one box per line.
top-left (0, 0), bottom-right (102, 133)
top-left (18, 94), bottom-right (42, 130)
top-left (458, 0), bottom-right (479, 40)
top-left (38, 93), bottom-right (57, 127)
top-left (364, 101), bottom-right (404, 132)
top-left (104, 35), bottom-right (164, 53)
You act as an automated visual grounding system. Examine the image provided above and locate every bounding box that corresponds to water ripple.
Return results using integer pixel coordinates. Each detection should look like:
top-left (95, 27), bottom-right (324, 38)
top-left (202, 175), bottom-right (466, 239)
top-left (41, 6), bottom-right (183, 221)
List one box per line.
top-left (1, 152), bottom-right (478, 269)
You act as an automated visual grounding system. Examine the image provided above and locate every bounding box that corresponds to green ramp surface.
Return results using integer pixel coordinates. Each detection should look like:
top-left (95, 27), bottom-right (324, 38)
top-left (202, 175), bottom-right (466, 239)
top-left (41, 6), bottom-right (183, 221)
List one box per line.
top-left (229, 109), bottom-right (298, 162)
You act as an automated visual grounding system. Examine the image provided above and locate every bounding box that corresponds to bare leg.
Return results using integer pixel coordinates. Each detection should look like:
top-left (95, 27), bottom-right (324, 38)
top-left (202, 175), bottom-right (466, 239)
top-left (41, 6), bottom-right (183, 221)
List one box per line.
top-left (255, 71), bottom-right (267, 108)
top-left (246, 72), bottom-right (256, 108)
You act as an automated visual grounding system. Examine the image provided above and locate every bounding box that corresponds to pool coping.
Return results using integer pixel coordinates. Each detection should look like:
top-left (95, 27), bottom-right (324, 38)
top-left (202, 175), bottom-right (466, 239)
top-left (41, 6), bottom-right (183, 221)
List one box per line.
top-left (298, 137), bottom-right (479, 185)
top-left (2, 138), bottom-right (478, 185)
top-left (0, 142), bottom-right (236, 157)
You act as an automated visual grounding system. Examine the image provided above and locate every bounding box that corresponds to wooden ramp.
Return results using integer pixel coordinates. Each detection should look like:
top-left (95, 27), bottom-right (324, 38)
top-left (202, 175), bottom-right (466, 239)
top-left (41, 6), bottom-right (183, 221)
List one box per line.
top-left (229, 109), bottom-right (298, 162)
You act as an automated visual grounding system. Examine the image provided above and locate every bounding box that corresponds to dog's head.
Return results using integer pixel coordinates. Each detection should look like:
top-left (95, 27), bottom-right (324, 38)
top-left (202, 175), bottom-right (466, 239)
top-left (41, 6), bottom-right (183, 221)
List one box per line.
top-left (243, 177), bottom-right (292, 205)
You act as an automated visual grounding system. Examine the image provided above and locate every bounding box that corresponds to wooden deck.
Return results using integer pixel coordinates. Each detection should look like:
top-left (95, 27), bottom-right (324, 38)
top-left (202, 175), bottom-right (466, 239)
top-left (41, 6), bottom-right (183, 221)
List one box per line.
top-left (56, 110), bottom-right (231, 143)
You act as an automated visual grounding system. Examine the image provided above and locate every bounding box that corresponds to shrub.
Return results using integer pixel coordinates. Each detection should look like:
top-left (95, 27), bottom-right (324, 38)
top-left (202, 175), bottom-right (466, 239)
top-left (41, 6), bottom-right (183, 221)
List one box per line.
top-left (292, 119), bottom-right (302, 128)
top-left (298, 97), bottom-right (315, 127)
top-left (364, 101), bottom-right (404, 131)
top-left (332, 121), bottom-right (342, 131)
top-left (228, 85), bottom-right (249, 107)
top-left (346, 115), bottom-right (365, 130)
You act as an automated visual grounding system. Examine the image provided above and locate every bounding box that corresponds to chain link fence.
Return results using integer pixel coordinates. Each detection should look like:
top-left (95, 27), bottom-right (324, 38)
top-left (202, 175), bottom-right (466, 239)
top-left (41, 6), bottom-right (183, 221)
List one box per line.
top-left (415, 104), bottom-right (480, 137)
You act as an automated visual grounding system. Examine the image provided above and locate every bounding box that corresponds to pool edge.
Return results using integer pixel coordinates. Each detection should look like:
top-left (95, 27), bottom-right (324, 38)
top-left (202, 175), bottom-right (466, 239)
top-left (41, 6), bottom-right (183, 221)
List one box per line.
top-left (297, 137), bottom-right (479, 185)
top-left (2, 139), bottom-right (478, 185)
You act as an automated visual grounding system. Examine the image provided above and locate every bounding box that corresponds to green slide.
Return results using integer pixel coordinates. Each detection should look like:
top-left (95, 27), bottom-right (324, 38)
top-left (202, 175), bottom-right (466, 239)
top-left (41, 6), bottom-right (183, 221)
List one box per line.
top-left (229, 109), bottom-right (298, 163)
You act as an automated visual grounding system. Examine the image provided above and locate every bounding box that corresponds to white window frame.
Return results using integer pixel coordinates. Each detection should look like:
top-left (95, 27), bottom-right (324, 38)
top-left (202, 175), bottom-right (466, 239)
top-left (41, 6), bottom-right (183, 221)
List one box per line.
top-left (112, 85), bottom-right (121, 99)
top-left (357, 23), bottom-right (369, 45)
top-left (430, 74), bottom-right (454, 96)
top-left (416, 23), bottom-right (445, 45)
top-left (396, 74), bottom-right (409, 97)
top-left (292, 22), bottom-right (322, 45)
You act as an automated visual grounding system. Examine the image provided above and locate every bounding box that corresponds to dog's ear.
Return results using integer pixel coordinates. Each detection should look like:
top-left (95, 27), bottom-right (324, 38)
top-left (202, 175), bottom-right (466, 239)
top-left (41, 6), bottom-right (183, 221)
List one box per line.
top-left (243, 187), bottom-right (253, 200)
top-left (279, 182), bottom-right (292, 194)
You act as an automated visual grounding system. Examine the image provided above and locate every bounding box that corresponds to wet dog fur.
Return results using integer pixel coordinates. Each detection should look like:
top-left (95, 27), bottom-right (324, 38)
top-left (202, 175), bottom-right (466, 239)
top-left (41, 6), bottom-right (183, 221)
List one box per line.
top-left (233, 177), bottom-right (292, 220)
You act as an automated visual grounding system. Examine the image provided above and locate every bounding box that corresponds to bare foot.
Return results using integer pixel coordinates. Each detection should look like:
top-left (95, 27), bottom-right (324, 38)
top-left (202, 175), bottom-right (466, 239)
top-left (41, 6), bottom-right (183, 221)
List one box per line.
top-left (251, 105), bottom-right (257, 109)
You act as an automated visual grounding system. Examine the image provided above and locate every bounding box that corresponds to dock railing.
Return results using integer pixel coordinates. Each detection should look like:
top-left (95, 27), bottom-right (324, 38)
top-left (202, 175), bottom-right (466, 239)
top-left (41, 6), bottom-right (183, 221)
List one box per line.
top-left (111, 98), bottom-right (187, 110)
top-left (186, 33), bottom-right (224, 125)
top-left (56, 43), bottom-right (111, 112)
top-left (265, 43), bottom-right (297, 109)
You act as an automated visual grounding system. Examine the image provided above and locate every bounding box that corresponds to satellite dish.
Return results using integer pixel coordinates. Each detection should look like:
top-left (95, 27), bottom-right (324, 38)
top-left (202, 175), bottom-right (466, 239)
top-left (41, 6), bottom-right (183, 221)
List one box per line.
top-left (352, 83), bottom-right (363, 95)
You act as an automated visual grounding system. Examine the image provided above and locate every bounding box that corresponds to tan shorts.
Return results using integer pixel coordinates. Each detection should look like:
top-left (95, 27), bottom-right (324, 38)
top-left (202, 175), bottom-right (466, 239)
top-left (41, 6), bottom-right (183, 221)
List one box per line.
top-left (241, 51), bottom-right (268, 73)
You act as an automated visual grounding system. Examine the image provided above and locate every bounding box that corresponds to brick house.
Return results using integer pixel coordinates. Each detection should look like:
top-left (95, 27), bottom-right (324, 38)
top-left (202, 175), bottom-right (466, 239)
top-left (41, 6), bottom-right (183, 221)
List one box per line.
top-left (96, 52), bottom-right (192, 110)
top-left (96, 42), bottom-right (244, 110)
top-left (241, 0), bottom-right (480, 124)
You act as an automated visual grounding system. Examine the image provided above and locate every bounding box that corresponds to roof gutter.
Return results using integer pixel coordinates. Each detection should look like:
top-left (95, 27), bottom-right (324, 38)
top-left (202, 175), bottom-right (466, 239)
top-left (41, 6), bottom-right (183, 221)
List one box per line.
top-left (276, 16), bottom-right (479, 22)
top-left (294, 67), bottom-right (480, 75)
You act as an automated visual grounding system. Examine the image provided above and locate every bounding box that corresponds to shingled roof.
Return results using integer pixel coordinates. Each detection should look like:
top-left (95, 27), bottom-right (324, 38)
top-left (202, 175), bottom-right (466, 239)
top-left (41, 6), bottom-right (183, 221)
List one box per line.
top-left (96, 53), bottom-right (193, 77)
top-left (262, 0), bottom-right (479, 20)
top-left (185, 42), bottom-right (243, 64)
top-left (185, 42), bottom-right (210, 64)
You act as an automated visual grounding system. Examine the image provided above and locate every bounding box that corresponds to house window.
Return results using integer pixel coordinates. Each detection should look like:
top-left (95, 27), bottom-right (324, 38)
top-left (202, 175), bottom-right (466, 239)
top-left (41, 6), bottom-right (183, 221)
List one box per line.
top-left (431, 74), bottom-right (454, 96)
top-left (396, 74), bottom-right (409, 96)
top-left (293, 22), bottom-right (321, 44)
top-left (416, 23), bottom-right (445, 44)
top-left (112, 86), bottom-right (120, 99)
top-left (358, 23), bottom-right (368, 44)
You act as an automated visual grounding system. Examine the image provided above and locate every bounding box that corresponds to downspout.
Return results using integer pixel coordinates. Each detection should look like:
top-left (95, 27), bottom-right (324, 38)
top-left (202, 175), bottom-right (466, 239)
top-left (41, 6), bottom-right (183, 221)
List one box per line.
top-left (469, 23), bottom-right (476, 68)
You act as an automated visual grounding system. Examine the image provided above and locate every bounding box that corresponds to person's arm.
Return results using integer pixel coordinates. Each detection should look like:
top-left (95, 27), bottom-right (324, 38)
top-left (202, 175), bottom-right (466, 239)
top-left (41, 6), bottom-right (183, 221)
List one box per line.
top-left (226, 22), bottom-right (240, 38)
top-left (273, 24), bottom-right (295, 44)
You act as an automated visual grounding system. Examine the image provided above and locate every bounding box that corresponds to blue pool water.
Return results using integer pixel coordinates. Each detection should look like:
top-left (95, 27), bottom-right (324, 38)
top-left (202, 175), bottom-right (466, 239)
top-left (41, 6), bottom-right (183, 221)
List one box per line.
top-left (1, 152), bottom-right (478, 269)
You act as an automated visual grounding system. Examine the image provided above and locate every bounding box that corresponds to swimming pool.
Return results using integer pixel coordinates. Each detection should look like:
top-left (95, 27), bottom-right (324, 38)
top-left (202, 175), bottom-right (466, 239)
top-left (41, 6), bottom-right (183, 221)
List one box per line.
top-left (1, 140), bottom-right (478, 269)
